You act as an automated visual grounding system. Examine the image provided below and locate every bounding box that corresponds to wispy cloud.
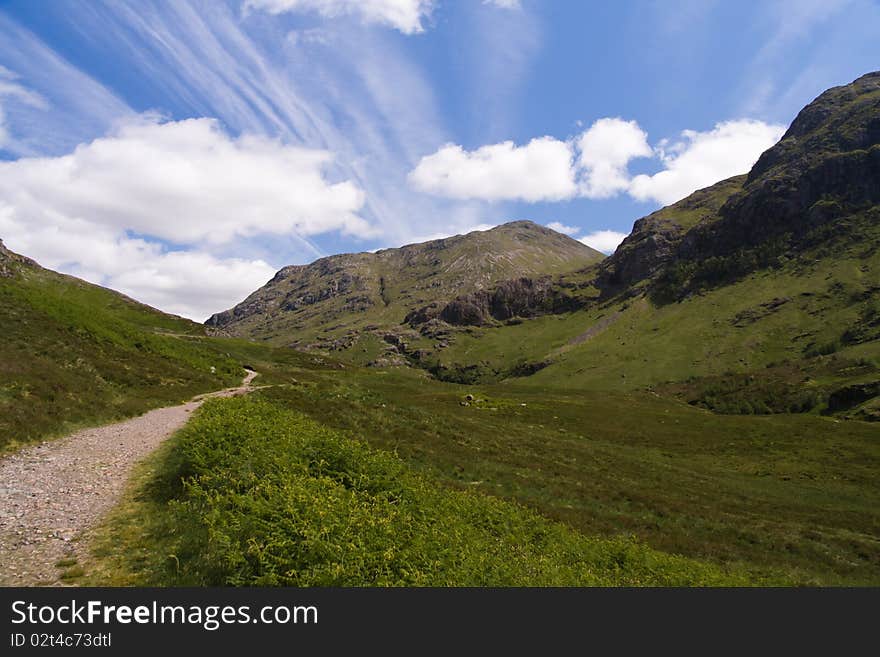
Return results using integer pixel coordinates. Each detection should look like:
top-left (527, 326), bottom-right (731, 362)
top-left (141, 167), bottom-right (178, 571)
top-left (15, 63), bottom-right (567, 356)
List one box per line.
top-left (0, 13), bottom-right (132, 156)
top-left (736, 0), bottom-right (873, 119)
top-left (0, 65), bottom-right (47, 150)
top-left (0, 0), bottom-right (504, 319)
top-left (244, 0), bottom-right (435, 34)
top-left (482, 0), bottom-right (522, 10)
top-left (19, 0), bottom-right (493, 245)
top-left (455, 0), bottom-right (542, 142)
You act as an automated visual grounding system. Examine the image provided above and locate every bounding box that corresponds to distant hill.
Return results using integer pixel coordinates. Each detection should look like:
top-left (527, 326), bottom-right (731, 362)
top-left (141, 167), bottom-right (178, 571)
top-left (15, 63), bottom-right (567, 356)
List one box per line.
top-left (205, 221), bottom-right (603, 358)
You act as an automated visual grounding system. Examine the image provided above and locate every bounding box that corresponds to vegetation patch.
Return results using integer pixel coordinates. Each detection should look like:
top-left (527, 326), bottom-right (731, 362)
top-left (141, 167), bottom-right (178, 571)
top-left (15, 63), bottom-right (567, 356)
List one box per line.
top-left (89, 395), bottom-right (752, 586)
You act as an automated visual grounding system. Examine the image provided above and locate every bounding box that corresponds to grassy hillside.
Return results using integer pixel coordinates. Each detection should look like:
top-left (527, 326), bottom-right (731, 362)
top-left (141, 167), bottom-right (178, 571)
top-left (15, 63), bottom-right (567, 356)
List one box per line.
top-left (0, 241), bottom-right (335, 450)
top-left (88, 394), bottom-right (758, 586)
top-left (6, 73), bottom-right (879, 588)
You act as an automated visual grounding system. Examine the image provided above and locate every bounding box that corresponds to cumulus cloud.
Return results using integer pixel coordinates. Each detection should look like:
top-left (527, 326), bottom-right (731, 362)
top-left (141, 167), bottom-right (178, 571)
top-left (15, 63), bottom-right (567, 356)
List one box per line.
top-left (629, 120), bottom-right (785, 205)
top-left (0, 115), bottom-right (373, 320)
top-left (0, 209), bottom-right (277, 321)
top-left (245, 0), bottom-right (433, 34)
top-left (576, 118), bottom-right (652, 199)
top-left (545, 221), bottom-right (579, 235)
top-left (410, 117), bottom-right (783, 208)
top-left (0, 116), bottom-right (371, 244)
top-left (408, 137), bottom-right (577, 202)
top-left (579, 230), bottom-right (627, 255)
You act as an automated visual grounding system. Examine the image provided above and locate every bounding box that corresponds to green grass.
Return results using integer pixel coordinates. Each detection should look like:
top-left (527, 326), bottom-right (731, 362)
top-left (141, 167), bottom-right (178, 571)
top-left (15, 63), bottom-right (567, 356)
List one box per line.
top-left (246, 367), bottom-right (880, 585)
top-left (88, 395), bottom-right (756, 586)
top-left (0, 265), bottom-right (233, 450)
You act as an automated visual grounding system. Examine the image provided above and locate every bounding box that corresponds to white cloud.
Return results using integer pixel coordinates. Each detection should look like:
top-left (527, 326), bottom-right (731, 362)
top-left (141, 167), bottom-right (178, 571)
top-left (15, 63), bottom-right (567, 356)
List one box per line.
top-left (0, 116), bottom-right (372, 245)
top-left (0, 115), bottom-right (376, 320)
top-left (408, 137), bottom-right (577, 202)
top-left (546, 221), bottom-right (579, 235)
top-left (407, 117), bottom-right (652, 204)
top-left (629, 119), bottom-right (785, 205)
top-left (392, 222), bottom-right (498, 247)
top-left (579, 230), bottom-right (627, 254)
top-left (245, 0), bottom-right (434, 34)
top-left (577, 118), bottom-right (652, 199)
top-left (483, 0), bottom-right (521, 9)
top-left (410, 116), bottom-right (783, 208)
top-left (108, 251), bottom-right (277, 321)
top-left (0, 208), bottom-right (277, 322)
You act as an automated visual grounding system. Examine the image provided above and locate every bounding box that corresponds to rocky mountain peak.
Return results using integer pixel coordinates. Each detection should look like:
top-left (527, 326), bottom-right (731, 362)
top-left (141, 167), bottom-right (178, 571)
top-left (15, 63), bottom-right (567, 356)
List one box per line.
top-left (205, 221), bottom-right (603, 346)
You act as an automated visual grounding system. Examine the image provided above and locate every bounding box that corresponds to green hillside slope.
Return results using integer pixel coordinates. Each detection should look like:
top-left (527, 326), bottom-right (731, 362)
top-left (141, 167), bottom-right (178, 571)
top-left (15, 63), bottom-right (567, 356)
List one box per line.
top-left (0, 239), bottom-right (249, 449)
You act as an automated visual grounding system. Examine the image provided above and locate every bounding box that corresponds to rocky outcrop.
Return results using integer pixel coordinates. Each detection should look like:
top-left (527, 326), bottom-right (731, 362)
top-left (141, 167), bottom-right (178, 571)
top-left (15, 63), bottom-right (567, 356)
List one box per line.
top-left (408, 277), bottom-right (582, 327)
top-left (680, 72), bottom-right (880, 261)
top-left (0, 239), bottom-right (37, 278)
top-left (597, 215), bottom-right (684, 291)
top-left (596, 175), bottom-right (746, 293)
top-left (643, 71), bottom-right (880, 301)
top-left (827, 381), bottom-right (880, 412)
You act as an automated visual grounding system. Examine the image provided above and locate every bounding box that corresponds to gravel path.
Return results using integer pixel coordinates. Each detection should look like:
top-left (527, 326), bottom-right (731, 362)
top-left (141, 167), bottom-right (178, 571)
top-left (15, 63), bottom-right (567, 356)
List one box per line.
top-left (0, 370), bottom-right (258, 586)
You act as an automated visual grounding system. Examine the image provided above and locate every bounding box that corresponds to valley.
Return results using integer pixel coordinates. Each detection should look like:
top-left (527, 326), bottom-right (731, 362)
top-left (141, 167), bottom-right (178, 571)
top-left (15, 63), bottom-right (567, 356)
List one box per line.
top-left (1, 72), bottom-right (879, 587)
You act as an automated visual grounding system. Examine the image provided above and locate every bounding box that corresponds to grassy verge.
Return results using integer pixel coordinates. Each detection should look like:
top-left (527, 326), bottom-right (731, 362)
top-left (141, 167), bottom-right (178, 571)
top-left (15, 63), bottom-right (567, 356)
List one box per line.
top-left (87, 394), bottom-right (758, 586)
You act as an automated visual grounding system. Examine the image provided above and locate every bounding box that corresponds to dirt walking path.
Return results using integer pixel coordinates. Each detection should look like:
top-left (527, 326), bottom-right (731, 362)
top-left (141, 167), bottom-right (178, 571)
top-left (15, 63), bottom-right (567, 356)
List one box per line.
top-left (0, 370), bottom-right (258, 586)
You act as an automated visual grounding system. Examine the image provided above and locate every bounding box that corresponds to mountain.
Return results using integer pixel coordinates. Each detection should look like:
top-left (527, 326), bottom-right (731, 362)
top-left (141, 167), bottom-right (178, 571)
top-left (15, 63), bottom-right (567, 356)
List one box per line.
top-left (205, 221), bottom-right (603, 360)
top-left (208, 72), bottom-right (880, 413)
top-left (0, 239), bottom-right (249, 449)
top-left (398, 72), bottom-right (880, 419)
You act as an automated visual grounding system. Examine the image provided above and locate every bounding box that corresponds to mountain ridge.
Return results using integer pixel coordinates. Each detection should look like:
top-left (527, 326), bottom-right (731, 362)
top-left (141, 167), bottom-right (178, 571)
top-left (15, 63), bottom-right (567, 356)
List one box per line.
top-left (205, 220), bottom-right (603, 351)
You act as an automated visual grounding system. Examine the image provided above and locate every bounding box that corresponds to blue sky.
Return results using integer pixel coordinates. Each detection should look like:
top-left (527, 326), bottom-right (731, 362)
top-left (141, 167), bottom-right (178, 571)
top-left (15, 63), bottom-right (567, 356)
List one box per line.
top-left (0, 0), bottom-right (878, 320)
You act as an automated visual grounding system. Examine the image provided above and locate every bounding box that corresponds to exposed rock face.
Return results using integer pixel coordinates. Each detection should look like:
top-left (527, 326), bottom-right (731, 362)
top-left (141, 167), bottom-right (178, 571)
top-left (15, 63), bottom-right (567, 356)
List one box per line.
top-left (0, 239), bottom-right (37, 277)
top-left (408, 277), bottom-right (582, 327)
top-left (678, 72), bottom-right (880, 262)
top-left (596, 175), bottom-right (747, 293)
top-left (828, 381), bottom-right (880, 412)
